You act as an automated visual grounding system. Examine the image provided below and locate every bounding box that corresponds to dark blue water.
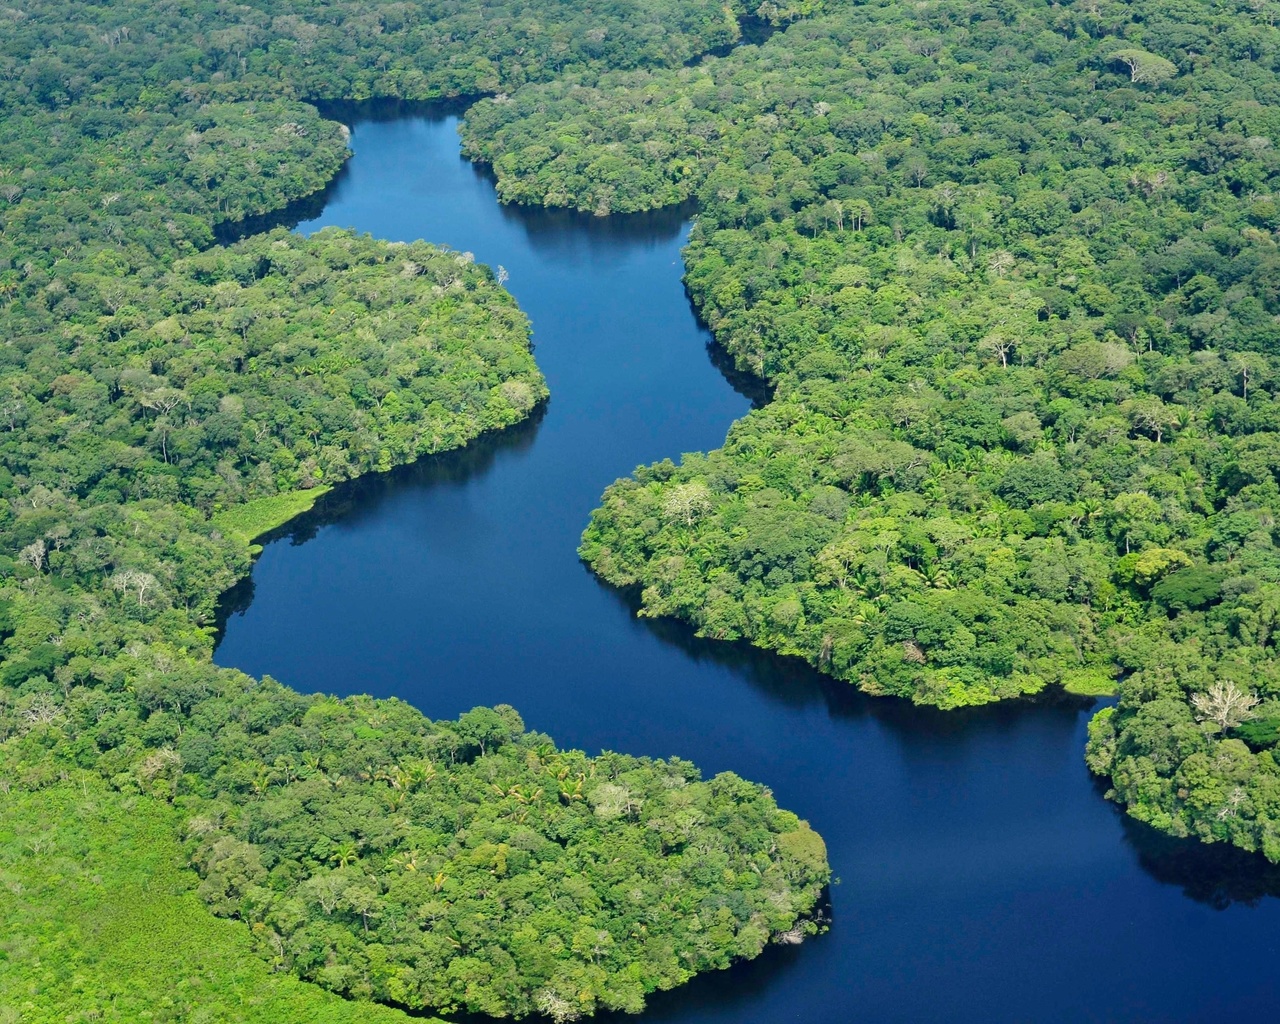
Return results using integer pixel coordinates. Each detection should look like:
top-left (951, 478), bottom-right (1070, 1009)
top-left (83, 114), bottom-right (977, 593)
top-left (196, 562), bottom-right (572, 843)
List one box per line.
top-left (215, 110), bottom-right (1280, 1023)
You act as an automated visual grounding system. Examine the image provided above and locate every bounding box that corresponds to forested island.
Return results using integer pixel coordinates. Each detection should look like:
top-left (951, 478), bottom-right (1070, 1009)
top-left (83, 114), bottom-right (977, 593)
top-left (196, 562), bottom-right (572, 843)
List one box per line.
top-left (2, 0), bottom-right (1280, 1017)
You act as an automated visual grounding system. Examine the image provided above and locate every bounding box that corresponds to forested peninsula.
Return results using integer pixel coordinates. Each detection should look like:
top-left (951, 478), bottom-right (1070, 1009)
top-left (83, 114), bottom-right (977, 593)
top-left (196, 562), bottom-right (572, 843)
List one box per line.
top-left (463, 0), bottom-right (1280, 862)
top-left (0, 1), bottom-right (829, 1020)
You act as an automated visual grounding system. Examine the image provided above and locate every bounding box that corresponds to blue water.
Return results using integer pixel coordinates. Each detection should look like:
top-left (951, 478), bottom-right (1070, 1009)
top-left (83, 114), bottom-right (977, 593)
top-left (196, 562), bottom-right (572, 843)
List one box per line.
top-left (215, 109), bottom-right (1280, 1023)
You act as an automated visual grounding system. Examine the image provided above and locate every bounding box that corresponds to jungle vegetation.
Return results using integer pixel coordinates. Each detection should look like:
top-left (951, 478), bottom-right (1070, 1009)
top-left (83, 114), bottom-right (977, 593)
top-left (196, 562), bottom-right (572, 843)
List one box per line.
top-left (1, 690), bottom-right (827, 1020)
top-left (0, 776), bottom-right (424, 1024)
top-left (7, 0), bottom-right (1280, 1010)
top-left (460, 0), bottom-right (1280, 860)
top-left (0, 0), bottom-right (831, 1017)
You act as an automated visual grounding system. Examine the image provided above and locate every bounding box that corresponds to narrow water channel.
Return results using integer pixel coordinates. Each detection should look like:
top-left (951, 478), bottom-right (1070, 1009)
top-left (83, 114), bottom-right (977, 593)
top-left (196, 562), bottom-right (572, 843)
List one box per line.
top-left (215, 107), bottom-right (1280, 1023)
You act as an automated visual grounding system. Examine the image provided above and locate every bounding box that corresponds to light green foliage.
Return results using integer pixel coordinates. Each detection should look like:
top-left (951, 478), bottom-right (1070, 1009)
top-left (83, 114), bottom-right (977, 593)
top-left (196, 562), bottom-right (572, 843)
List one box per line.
top-left (1108, 48), bottom-right (1178, 84)
top-left (0, 693), bottom-right (828, 1018)
top-left (0, 227), bottom-right (545, 650)
top-left (1061, 670), bottom-right (1119, 698)
top-left (212, 488), bottom-right (333, 545)
top-left (0, 778), bottom-right (422, 1024)
top-left (9, 227), bottom-right (543, 515)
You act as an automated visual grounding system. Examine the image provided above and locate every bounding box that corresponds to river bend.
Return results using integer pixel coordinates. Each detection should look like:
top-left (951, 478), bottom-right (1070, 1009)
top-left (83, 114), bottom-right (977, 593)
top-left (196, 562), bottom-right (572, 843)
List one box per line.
top-left (215, 107), bottom-right (1280, 1023)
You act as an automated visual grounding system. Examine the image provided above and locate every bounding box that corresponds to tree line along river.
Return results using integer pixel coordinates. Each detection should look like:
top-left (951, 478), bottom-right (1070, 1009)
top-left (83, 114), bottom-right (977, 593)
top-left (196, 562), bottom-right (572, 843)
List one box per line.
top-left (214, 105), bottom-right (1280, 1023)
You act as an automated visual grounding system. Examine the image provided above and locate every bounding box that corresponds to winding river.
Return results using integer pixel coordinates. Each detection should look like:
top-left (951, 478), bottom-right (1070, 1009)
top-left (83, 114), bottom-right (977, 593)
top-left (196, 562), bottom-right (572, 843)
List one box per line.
top-left (215, 106), bottom-right (1280, 1022)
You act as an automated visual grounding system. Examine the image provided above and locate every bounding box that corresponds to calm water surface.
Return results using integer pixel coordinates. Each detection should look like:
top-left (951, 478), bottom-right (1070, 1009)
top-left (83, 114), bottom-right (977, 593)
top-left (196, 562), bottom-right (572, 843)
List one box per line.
top-left (216, 109), bottom-right (1280, 1023)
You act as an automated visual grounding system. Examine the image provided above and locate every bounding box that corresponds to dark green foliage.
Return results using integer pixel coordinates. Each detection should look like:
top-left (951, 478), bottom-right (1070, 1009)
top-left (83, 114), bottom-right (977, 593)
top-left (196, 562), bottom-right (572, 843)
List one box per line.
top-left (1237, 716), bottom-right (1280, 751)
top-left (1150, 567), bottom-right (1223, 612)
top-left (6, 226), bottom-right (544, 522)
top-left (0, 227), bottom-right (543, 662)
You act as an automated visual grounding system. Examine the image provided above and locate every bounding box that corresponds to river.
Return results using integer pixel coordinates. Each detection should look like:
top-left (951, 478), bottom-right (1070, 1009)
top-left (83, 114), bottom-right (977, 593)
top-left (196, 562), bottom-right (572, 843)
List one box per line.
top-left (214, 106), bottom-right (1280, 1023)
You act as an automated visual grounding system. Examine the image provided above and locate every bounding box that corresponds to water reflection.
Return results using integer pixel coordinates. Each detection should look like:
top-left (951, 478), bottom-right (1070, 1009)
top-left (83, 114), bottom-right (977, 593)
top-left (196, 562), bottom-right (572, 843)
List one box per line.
top-left (213, 163), bottom-right (353, 244)
top-left (703, 336), bottom-right (772, 409)
top-left (215, 407), bottom-right (547, 636)
top-left (1117, 809), bottom-right (1280, 910)
top-left (622, 582), bottom-right (1095, 735)
top-left (314, 97), bottom-right (481, 125)
top-left (589, 938), bottom-right (813, 1024)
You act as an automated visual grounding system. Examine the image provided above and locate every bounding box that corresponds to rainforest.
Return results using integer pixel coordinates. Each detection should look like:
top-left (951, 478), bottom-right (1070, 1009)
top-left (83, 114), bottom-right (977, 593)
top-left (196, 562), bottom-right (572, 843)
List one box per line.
top-left (0, 0), bottom-right (1279, 1021)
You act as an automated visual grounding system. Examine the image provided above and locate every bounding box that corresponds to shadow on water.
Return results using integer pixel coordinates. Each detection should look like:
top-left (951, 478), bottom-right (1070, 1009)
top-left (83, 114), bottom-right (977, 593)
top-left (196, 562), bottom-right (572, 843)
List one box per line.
top-left (213, 162), bottom-right (353, 245)
top-left (436, 897), bottom-right (829, 1024)
top-left (603, 579), bottom-right (1280, 912)
top-left (214, 406), bottom-right (546, 638)
top-left (605, 574), bottom-right (1094, 733)
top-left (703, 334), bottom-right (772, 409)
top-left (215, 97), bottom-right (479, 246)
top-left (313, 96), bottom-right (482, 125)
top-left (443, 942), bottom-right (819, 1024)
top-left (1115, 802), bottom-right (1280, 909)
top-left (489, 196), bottom-right (696, 257)
top-left (315, 95), bottom-right (698, 256)
top-left (587, 940), bottom-right (812, 1024)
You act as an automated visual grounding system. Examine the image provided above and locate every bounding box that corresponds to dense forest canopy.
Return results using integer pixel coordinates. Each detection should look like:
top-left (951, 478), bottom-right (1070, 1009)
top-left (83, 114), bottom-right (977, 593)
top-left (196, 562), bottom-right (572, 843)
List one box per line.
top-left (5, 0), bottom-right (1280, 1011)
top-left (466, 0), bottom-right (1280, 860)
top-left (0, 776), bottom-right (424, 1023)
top-left (0, 0), bottom-right (831, 1017)
top-left (2, 688), bottom-right (828, 1020)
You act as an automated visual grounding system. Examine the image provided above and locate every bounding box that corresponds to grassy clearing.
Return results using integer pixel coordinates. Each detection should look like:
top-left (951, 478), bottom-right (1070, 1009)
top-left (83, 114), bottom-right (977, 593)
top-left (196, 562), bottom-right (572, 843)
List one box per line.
top-left (211, 487), bottom-right (332, 545)
top-left (0, 781), bottom-right (422, 1024)
top-left (1061, 670), bottom-right (1119, 698)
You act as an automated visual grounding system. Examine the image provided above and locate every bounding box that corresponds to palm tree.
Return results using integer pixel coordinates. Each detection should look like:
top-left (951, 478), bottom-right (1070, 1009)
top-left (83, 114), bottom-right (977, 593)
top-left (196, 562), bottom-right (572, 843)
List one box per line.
top-left (273, 756), bottom-right (298, 785)
top-left (919, 565), bottom-right (952, 589)
top-left (250, 766), bottom-right (274, 800)
top-left (330, 842), bottom-right (359, 869)
top-left (1072, 498), bottom-right (1104, 532)
top-left (558, 776), bottom-right (585, 804)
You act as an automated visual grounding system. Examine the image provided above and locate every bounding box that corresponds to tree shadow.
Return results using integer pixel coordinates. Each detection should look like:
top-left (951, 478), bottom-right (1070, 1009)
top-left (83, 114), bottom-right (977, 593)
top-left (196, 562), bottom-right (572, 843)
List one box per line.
top-left (214, 97), bottom-right (479, 245)
top-left (212, 406), bottom-right (546, 643)
top-left (1111, 792), bottom-right (1280, 909)
top-left (599, 575), bottom-right (1094, 736)
top-left (312, 96), bottom-right (482, 125)
top-left (704, 336), bottom-right (771, 409)
top-left (480, 172), bottom-right (697, 259)
top-left (435, 897), bottom-right (829, 1024)
top-left (685, 14), bottom-right (783, 64)
top-left (212, 162), bottom-right (354, 244)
